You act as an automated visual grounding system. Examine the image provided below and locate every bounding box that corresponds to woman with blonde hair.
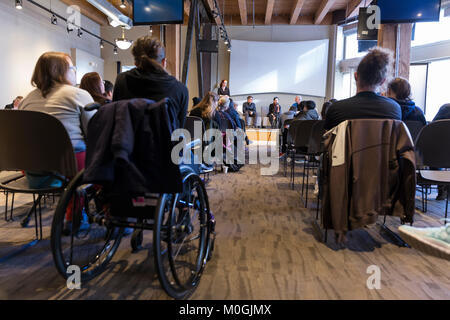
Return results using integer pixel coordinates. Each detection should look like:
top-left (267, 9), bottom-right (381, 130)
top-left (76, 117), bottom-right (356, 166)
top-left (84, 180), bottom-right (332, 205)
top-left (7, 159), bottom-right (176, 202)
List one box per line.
top-left (189, 92), bottom-right (219, 130)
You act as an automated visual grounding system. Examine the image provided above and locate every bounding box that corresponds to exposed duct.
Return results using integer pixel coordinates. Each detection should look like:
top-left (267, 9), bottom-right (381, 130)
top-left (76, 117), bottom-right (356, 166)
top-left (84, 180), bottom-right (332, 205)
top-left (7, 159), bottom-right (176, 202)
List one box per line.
top-left (86, 0), bottom-right (133, 29)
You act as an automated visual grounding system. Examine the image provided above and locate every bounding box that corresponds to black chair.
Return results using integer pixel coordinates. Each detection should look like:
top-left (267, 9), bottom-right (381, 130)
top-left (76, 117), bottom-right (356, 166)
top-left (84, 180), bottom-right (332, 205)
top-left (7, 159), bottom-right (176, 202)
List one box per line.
top-left (284, 120), bottom-right (302, 177)
top-left (0, 110), bottom-right (78, 241)
top-left (415, 120), bottom-right (450, 223)
top-left (404, 120), bottom-right (425, 143)
top-left (1, 172), bottom-right (24, 221)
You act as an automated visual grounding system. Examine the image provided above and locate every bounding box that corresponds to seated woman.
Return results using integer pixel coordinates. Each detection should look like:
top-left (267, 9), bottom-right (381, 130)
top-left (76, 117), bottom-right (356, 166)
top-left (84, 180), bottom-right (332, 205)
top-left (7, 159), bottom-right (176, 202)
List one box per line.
top-left (80, 72), bottom-right (111, 106)
top-left (387, 77), bottom-right (426, 126)
top-left (19, 51), bottom-right (95, 188)
top-left (218, 79), bottom-right (230, 96)
top-left (295, 100), bottom-right (320, 120)
top-left (189, 92), bottom-right (219, 130)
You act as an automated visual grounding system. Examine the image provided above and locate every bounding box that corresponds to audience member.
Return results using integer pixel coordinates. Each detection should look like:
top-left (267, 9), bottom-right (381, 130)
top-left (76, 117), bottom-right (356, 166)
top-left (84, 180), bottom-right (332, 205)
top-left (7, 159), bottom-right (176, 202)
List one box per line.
top-left (280, 106), bottom-right (297, 128)
top-left (324, 47), bottom-right (401, 130)
top-left (192, 96), bottom-right (201, 107)
top-left (103, 80), bottom-right (114, 101)
top-left (321, 101), bottom-right (332, 121)
top-left (387, 77), bottom-right (426, 126)
top-left (19, 51), bottom-right (95, 187)
top-left (268, 97), bottom-right (281, 128)
top-left (295, 100), bottom-right (319, 120)
top-left (113, 36), bottom-right (188, 129)
top-left (223, 96), bottom-right (243, 130)
top-left (243, 96), bottom-right (257, 127)
top-left (214, 95), bottom-right (236, 130)
top-left (218, 79), bottom-right (230, 96)
top-left (80, 72), bottom-right (110, 105)
top-left (291, 95), bottom-right (302, 112)
top-left (4, 96), bottom-right (23, 109)
top-left (432, 103), bottom-right (450, 121)
top-left (189, 92), bottom-right (219, 130)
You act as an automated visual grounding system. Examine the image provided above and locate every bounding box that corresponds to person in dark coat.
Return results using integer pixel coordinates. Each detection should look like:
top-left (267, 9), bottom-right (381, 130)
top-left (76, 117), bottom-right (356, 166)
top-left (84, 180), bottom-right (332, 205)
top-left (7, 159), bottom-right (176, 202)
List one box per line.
top-left (4, 96), bottom-right (23, 109)
top-left (387, 77), bottom-right (426, 126)
top-left (433, 104), bottom-right (450, 122)
top-left (243, 96), bottom-right (258, 127)
top-left (295, 100), bottom-right (320, 120)
top-left (113, 36), bottom-right (188, 130)
top-left (267, 97), bottom-right (281, 128)
top-left (218, 79), bottom-right (230, 96)
top-left (324, 48), bottom-right (401, 130)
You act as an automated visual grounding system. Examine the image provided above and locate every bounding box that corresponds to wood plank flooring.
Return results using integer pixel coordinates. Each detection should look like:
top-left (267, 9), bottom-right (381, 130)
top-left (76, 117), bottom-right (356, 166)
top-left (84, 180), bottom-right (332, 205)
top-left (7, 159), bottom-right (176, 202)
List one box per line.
top-left (0, 162), bottom-right (449, 300)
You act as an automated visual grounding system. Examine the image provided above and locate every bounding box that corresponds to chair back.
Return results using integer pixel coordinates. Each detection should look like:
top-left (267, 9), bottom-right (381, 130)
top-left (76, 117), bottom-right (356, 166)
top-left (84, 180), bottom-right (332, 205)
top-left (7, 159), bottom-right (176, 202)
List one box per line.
top-left (404, 120), bottom-right (425, 143)
top-left (184, 116), bottom-right (205, 141)
top-left (293, 120), bottom-right (319, 150)
top-left (0, 110), bottom-right (77, 178)
top-left (286, 120), bottom-right (301, 145)
top-left (305, 120), bottom-right (325, 154)
top-left (415, 119), bottom-right (450, 168)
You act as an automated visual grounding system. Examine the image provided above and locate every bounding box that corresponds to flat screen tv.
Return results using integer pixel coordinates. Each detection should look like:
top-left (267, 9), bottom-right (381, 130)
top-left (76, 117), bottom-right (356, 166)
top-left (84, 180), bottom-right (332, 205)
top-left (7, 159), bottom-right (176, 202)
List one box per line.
top-left (377, 0), bottom-right (441, 23)
top-left (133, 0), bottom-right (184, 25)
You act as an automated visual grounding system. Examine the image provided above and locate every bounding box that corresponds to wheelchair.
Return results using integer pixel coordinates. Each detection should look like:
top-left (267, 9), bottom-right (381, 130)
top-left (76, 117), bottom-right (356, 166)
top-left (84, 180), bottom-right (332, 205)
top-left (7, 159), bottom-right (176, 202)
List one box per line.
top-left (50, 164), bottom-right (216, 299)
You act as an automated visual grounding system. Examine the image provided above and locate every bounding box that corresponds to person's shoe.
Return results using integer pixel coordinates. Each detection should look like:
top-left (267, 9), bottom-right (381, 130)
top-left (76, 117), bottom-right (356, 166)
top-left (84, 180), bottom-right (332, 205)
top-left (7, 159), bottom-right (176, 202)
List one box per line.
top-left (200, 163), bottom-right (214, 173)
top-left (398, 222), bottom-right (450, 260)
top-left (436, 186), bottom-right (448, 201)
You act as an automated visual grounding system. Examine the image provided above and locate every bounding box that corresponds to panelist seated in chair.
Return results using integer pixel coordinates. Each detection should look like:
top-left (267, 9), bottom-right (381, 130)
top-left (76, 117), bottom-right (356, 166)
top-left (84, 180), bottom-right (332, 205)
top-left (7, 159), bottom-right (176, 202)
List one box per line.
top-left (243, 96), bottom-right (258, 127)
top-left (267, 97), bottom-right (281, 128)
top-left (290, 95), bottom-right (302, 112)
top-left (19, 51), bottom-right (96, 188)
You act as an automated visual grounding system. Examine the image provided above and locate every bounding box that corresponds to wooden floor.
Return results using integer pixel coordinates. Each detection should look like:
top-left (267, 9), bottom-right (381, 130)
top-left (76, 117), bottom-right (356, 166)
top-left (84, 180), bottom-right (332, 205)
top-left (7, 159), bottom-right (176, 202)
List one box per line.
top-left (0, 161), bottom-right (449, 300)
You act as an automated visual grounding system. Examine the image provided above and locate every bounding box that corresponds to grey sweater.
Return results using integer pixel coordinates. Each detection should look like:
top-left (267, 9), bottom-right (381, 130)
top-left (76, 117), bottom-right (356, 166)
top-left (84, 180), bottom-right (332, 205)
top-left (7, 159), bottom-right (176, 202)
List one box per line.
top-left (19, 84), bottom-right (95, 152)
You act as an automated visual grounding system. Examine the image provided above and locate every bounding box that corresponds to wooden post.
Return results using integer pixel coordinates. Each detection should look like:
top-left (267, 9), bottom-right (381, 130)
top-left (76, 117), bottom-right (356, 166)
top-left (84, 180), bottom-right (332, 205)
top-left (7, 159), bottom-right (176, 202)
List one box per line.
top-left (195, 4), bottom-right (204, 97)
top-left (165, 24), bottom-right (181, 80)
top-left (182, 0), bottom-right (197, 86)
top-left (377, 23), bottom-right (413, 79)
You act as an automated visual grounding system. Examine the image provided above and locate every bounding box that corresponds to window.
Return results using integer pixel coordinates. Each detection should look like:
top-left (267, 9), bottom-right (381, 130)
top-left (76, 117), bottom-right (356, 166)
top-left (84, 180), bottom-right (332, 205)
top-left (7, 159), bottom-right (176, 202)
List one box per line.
top-left (425, 58), bottom-right (450, 121)
top-left (412, 10), bottom-right (450, 47)
top-left (344, 33), bottom-right (367, 59)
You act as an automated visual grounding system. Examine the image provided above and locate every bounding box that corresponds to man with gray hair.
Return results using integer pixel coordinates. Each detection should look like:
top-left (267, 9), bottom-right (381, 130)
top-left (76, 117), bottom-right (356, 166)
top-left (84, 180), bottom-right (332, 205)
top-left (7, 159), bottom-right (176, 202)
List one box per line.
top-left (291, 95), bottom-right (302, 112)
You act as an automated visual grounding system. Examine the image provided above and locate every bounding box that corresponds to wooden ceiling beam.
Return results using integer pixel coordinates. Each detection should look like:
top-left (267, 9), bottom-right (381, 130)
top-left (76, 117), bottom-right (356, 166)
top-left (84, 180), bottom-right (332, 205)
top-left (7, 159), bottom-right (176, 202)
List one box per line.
top-left (60, 0), bottom-right (109, 25)
top-left (184, 0), bottom-right (191, 17)
top-left (314, 0), bottom-right (338, 24)
top-left (238, 0), bottom-right (248, 25)
top-left (203, 0), bottom-right (222, 26)
top-left (346, 0), bottom-right (374, 19)
top-left (265, 0), bottom-right (275, 25)
top-left (289, 0), bottom-right (305, 25)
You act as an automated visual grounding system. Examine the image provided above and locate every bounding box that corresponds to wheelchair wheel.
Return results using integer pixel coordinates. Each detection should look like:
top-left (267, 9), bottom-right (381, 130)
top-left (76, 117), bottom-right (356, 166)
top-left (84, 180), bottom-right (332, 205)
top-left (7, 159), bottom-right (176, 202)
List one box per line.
top-left (153, 173), bottom-right (211, 299)
top-left (51, 170), bottom-right (124, 282)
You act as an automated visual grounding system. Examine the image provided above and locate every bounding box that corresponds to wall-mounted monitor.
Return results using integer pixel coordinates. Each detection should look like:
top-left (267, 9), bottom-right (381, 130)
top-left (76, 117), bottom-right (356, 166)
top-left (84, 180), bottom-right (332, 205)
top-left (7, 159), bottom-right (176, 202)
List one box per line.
top-left (133, 0), bottom-right (183, 25)
top-left (377, 0), bottom-right (441, 23)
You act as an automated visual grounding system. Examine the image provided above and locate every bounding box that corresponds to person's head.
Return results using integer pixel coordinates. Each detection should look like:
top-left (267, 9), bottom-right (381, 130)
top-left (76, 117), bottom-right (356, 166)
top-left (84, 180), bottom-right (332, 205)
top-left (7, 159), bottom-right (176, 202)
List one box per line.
top-left (321, 101), bottom-right (332, 120)
top-left (355, 47), bottom-right (393, 93)
top-left (299, 101), bottom-right (306, 112)
top-left (13, 96), bottom-right (23, 108)
top-left (289, 106), bottom-right (296, 112)
top-left (80, 72), bottom-right (108, 104)
top-left (387, 77), bottom-right (412, 101)
top-left (194, 92), bottom-right (219, 119)
top-left (31, 52), bottom-right (76, 98)
top-left (192, 97), bottom-right (201, 106)
top-left (273, 97), bottom-right (279, 104)
top-left (329, 98), bottom-right (337, 104)
top-left (103, 80), bottom-right (114, 100)
top-left (304, 100), bottom-right (316, 110)
top-left (295, 96), bottom-right (302, 104)
top-left (132, 36), bottom-right (167, 74)
top-left (220, 80), bottom-right (228, 88)
top-left (247, 96), bottom-right (253, 103)
top-left (218, 95), bottom-right (230, 110)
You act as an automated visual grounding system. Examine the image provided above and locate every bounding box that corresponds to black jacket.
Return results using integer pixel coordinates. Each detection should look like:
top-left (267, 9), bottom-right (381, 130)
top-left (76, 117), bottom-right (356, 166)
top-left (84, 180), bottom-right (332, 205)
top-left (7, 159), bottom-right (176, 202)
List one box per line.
top-left (113, 67), bottom-right (188, 130)
top-left (218, 86), bottom-right (230, 96)
top-left (268, 103), bottom-right (281, 116)
top-left (393, 99), bottom-right (426, 125)
top-left (433, 104), bottom-right (450, 121)
top-left (324, 91), bottom-right (402, 130)
top-left (83, 98), bottom-right (183, 195)
top-left (4, 103), bottom-right (14, 110)
top-left (243, 102), bottom-right (256, 113)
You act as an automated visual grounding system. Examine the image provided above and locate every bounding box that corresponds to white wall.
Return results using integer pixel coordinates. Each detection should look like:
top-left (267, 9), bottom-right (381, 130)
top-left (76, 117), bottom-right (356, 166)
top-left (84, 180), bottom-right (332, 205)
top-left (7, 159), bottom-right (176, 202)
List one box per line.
top-left (0, 0), bottom-right (101, 107)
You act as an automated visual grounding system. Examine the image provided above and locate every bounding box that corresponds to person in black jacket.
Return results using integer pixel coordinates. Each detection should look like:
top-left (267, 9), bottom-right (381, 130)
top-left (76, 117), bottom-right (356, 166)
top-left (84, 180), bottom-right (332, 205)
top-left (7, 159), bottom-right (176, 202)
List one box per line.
top-left (433, 104), bottom-right (450, 122)
top-left (324, 48), bottom-right (402, 130)
top-left (267, 97), bottom-right (281, 128)
top-left (218, 79), bottom-right (230, 96)
top-left (113, 36), bottom-right (188, 130)
top-left (387, 77), bottom-right (426, 126)
top-left (4, 96), bottom-right (23, 109)
top-left (243, 96), bottom-right (257, 127)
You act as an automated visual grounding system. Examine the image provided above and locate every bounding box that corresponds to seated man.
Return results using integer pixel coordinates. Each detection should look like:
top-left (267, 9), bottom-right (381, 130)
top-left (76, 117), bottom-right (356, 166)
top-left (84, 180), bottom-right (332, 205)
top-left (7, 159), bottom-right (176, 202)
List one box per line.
top-left (295, 100), bottom-right (319, 121)
top-left (324, 48), bottom-right (401, 130)
top-left (243, 96), bottom-right (258, 127)
top-left (267, 97), bottom-right (281, 128)
top-left (291, 95), bottom-right (302, 112)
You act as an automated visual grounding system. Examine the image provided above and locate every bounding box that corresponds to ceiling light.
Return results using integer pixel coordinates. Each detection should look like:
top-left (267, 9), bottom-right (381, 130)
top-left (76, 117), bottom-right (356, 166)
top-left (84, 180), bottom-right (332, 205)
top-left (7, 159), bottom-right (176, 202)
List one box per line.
top-left (224, 39), bottom-right (228, 45)
top-left (115, 26), bottom-right (133, 50)
top-left (15, 0), bottom-right (22, 9)
top-left (120, 0), bottom-right (126, 9)
top-left (114, 46), bottom-right (118, 55)
top-left (100, 40), bottom-right (104, 48)
top-left (149, 26), bottom-right (153, 35)
top-left (77, 28), bottom-right (83, 38)
top-left (51, 14), bottom-right (58, 25)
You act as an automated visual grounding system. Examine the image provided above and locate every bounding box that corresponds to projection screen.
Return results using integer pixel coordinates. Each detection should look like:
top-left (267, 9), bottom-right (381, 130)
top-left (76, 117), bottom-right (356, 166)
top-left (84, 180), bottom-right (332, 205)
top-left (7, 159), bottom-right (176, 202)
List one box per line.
top-left (229, 39), bottom-right (329, 97)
